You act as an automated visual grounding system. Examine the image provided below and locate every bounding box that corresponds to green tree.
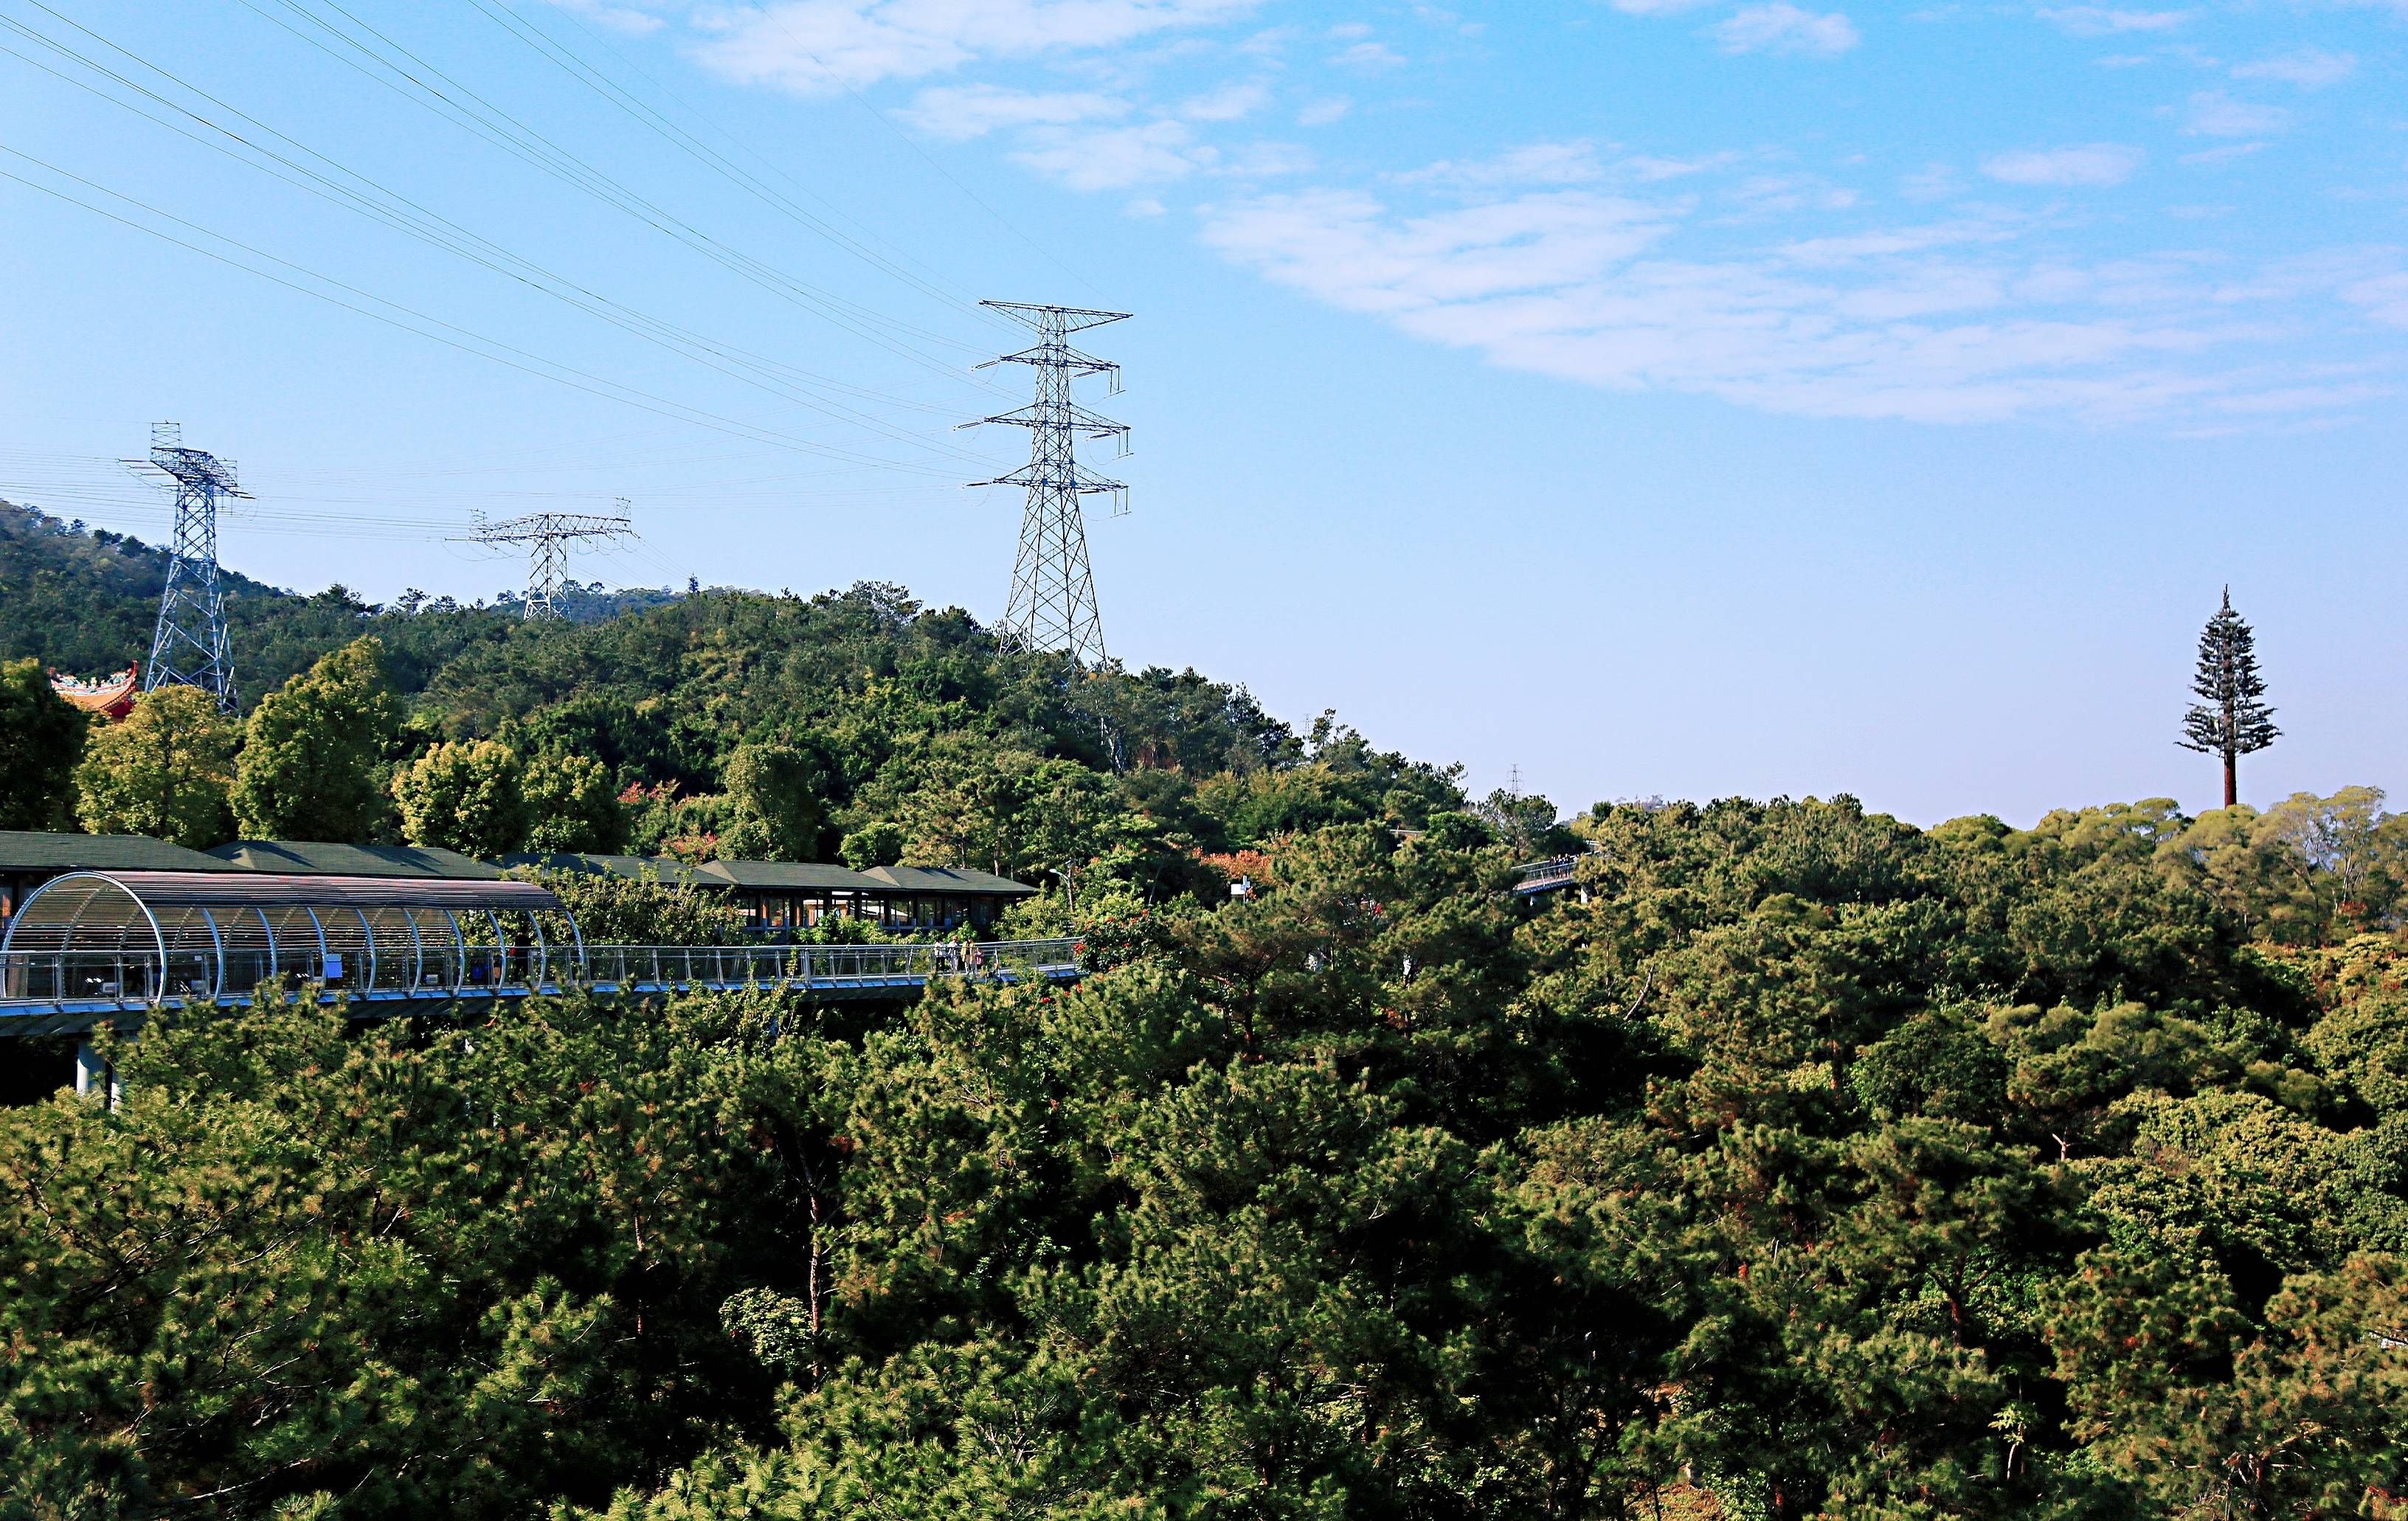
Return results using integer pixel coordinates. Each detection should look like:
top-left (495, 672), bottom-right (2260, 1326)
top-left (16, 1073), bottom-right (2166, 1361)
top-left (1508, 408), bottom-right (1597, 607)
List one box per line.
top-left (0, 656), bottom-right (86, 830)
top-left (839, 820), bottom-right (904, 869)
top-left (230, 636), bottom-right (401, 841)
top-left (525, 751), bottom-right (624, 853)
top-left (2258, 786), bottom-right (2404, 935)
top-left (2180, 587), bottom-right (2280, 810)
top-left (719, 737), bottom-right (833, 862)
top-left (72, 685), bottom-right (235, 847)
top-left (392, 739), bottom-right (528, 856)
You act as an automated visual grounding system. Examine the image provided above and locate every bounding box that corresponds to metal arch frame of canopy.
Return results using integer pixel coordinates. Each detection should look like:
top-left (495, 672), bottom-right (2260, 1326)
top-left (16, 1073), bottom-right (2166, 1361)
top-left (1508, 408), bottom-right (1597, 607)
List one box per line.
top-left (0, 870), bottom-right (571, 1011)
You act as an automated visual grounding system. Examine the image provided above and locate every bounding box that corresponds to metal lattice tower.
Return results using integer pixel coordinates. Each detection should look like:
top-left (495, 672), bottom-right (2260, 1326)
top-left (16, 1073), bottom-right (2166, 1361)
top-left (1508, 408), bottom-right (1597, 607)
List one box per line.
top-left (131, 422), bottom-right (247, 710)
top-left (963, 301), bottom-right (1130, 665)
top-left (462, 502), bottom-right (633, 619)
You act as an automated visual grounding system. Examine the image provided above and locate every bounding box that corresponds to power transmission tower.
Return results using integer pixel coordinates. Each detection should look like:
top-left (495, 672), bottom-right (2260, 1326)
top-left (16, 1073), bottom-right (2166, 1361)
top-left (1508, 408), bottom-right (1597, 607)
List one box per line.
top-left (963, 301), bottom-right (1129, 665)
top-left (129, 422), bottom-right (247, 710)
top-left (462, 502), bottom-right (633, 619)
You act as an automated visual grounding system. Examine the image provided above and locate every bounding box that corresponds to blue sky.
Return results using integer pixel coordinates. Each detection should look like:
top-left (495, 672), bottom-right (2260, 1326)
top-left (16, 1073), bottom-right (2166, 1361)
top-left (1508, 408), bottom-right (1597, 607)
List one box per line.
top-left (3, 0), bottom-right (2404, 825)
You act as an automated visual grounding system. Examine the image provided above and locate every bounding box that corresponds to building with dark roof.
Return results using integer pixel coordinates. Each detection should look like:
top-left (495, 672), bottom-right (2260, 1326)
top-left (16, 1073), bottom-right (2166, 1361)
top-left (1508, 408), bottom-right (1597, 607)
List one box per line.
top-left (502, 850), bottom-right (1037, 935)
top-left (208, 840), bottom-right (501, 881)
top-left (499, 852), bottom-right (719, 888)
top-left (0, 830), bottom-right (247, 926)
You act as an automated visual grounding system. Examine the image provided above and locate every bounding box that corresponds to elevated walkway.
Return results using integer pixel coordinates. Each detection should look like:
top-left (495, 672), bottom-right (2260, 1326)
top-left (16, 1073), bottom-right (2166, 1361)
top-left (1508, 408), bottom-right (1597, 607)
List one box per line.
top-left (0, 867), bottom-right (1079, 1036)
top-left (0, 938), bottom-right (1082, 1036)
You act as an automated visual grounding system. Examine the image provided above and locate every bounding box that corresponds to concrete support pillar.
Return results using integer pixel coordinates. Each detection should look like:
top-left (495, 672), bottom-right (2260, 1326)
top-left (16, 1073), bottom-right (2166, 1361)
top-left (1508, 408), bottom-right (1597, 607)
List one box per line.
top-left (74, 1037), bottom-right (117, 1107)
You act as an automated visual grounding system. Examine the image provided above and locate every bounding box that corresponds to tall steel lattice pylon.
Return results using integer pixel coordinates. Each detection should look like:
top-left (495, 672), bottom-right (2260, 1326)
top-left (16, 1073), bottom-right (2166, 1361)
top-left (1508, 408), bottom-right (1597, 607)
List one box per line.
top-left (460, 503), bottom-right (634, 619)
top-left (131, 422), bottom-right (248, 710)
top-left (963, 301), bottom-right (1130, 665)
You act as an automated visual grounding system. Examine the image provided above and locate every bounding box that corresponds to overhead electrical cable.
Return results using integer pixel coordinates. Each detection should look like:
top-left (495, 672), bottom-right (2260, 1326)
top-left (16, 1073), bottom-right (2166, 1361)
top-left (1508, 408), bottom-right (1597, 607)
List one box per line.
top-left (226, 0), bottom-right (1006, 389)
top-left (747, 4), bottom-right (1108, 303)
top-left (0, 145), bottom-right (969, 474)
top-left (463, 0), bottom-right (1006, 328)
top-left (0, 9), bottom-right (997, 467)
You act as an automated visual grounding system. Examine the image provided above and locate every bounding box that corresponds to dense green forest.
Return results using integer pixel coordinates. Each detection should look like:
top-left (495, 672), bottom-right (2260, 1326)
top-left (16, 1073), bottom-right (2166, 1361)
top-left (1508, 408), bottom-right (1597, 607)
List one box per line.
top-left (10, 502), bottom-right (2408, 1517)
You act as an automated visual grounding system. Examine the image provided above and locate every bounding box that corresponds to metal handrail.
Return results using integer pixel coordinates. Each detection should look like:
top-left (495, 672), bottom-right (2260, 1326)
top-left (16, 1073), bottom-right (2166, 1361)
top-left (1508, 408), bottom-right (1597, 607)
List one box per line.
top-left (0, 938), bottom-right (1085, 1015)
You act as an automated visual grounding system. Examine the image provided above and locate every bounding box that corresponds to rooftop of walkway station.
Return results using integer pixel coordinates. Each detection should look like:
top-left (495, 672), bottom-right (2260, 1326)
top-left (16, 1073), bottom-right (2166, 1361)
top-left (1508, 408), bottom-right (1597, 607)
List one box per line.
top-left (0, 834), bottom-right (1035, 898)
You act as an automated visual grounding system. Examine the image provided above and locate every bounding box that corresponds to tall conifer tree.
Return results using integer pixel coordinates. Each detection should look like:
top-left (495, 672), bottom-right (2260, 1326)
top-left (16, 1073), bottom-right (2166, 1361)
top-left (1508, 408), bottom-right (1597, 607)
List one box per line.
top-left (2178, 587), bottom-right (2278, 809)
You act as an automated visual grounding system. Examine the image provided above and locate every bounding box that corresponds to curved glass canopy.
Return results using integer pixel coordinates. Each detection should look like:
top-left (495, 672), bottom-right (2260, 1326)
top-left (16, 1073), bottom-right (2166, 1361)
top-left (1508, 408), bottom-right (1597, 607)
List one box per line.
top-left (0, 870), bottom-right (575, 1005)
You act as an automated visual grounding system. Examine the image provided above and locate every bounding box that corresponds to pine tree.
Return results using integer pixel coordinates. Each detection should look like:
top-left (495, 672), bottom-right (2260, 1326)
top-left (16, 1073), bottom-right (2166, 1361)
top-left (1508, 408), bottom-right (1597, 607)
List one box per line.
top-left (2178, 587), bottom-right (2279, 810)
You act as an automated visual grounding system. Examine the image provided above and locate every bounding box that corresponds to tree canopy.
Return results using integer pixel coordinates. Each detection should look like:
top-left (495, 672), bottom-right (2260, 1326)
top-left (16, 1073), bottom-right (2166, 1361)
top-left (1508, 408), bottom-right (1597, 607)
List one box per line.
top-left (0, 656), bottom-right (85, 831)
top-left (72, 685), bottom-right (236, 848)
top-left (9, 794), bottom-right (2408, 1517)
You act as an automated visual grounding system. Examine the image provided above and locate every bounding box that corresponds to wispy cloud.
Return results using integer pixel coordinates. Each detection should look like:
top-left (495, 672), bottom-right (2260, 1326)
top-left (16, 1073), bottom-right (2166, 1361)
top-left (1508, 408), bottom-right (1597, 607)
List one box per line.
top-left (1399, 141), bottom-right (1610, 187)
top-left (2232, 47), bottom-right (2356, 88)
top-left (1710, 3), bottom-right (1860, 54)
top-left (546, 0), bottom-right (668, 35)
top-left (1180, 80), bottom-right (1270, 120)
top-left (1201, 162), bottom-right (2400, 426)
top-left (688, 0), bottom-right (1260, 93)
top-left (1982, 142), bottom-right (2145, 186)
top-left (2183, 90), bottom-right (2291, 137)
top-left (2347, 272), bottom-right (2408, 329)
top-left (1011, 119), bottom-right (1201, 190)
top-left (1332, 40), bottom-right (1407, 69)
top-left (1298, 97), bottom-right (1352, 125)
top-left (2034, 7), bottom-right (2188, 37)
top-left (899, 84), bottom-right (1126, 139)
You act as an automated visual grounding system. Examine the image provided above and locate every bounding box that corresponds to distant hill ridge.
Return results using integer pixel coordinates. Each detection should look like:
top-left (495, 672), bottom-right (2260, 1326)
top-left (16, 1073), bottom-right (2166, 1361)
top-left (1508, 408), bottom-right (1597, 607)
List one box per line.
top-left (0, 501), bottom-right (682, 704)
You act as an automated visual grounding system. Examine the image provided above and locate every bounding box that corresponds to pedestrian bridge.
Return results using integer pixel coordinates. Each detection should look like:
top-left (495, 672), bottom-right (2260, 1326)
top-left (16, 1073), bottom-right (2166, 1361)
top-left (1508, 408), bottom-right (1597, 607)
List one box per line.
top-left (0, 869), bottom-right (1080, 1036)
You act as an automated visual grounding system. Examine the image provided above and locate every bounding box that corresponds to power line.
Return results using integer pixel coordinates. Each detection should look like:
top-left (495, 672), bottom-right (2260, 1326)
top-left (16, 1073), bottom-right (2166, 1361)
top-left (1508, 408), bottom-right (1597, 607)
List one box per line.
top-left (0, 9), bottom-right (997, 466)
top-left (226, 0), bottom-right (1003, 387)
top-left (462, 0), bottom-right (1007, 326)
top-left (0, 145), bottom-right (971, 474)
top-left (750, 5), bottom-right (1107, 302)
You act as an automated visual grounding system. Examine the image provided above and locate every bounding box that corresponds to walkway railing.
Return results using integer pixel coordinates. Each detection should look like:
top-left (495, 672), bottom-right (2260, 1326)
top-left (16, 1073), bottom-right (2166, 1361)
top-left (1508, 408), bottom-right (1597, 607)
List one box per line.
top-left (0, 938), bottom-right (1083, 1027)
top-left (1512, 856), bottom-right (1586, 894)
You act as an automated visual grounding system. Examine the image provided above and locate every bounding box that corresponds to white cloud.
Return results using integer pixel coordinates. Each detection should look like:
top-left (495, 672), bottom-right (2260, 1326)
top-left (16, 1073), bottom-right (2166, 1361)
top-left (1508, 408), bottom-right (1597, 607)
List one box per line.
top-left (1200, 170), bottom-right (2391, 426)
top-left (1327, 21), bottom-right (1373, 38)
top-left (1610, 0), bottom-right (1717, 11)
top-left (1622, 150), bottom-right (1745, 181)
top-left (1901, 162), bottom-right (1963, 200)
top-left (1126, 196), bottom-right (1168, 215)
top-left (1298, 97), bottom-right (1352, 125)
top-left (1011, 119), bottom-right (1201, 190)
top-left (1710, 4), bottom-right (1860, 55)
top-left (1982, 142), bottom-right (2145, 186)
top-left (1332, 39), bottom-right (1406, 68)
top-left (899, 84), bottom-right (1127, 139)
top-left (545, 0), bottom-right (668, 34)
top-left (2035, 7), bottom-right (2188, 36)
top-left (2232, 47), bottom-right (2357, 88)
top-left (1214, 140), bottom-right (1315, 177)
top-left (1180, 80), bottom-right (1270, 120)
top-left (1203, 188), bottom-right (1673, 311)
top-left (2181, 141), bottom-right (2266, 166)
top-left (1728, 173), bottom-right (1858, 212)
top-left (2345, 272), bottom-right (2408, 328)
top-left (687, 0), bottom-right (1259, 93)
top-left (2183, 91), bottom-right (2291, 136)
top-left (1400, 141), bottom-right (1609, 187)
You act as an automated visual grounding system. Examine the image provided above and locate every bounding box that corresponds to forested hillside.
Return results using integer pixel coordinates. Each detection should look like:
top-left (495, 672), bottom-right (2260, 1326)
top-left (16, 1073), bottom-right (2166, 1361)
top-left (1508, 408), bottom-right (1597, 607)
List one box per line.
top-left (1, 501), bottom-right (1463, 881)
top-left (13, 503), bottom-right (2408, 1517)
